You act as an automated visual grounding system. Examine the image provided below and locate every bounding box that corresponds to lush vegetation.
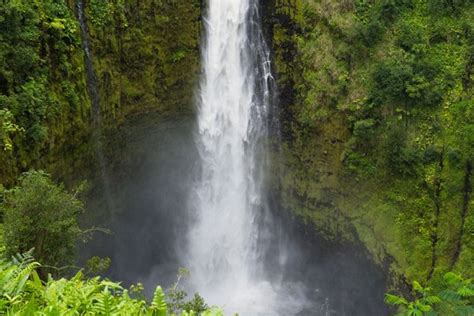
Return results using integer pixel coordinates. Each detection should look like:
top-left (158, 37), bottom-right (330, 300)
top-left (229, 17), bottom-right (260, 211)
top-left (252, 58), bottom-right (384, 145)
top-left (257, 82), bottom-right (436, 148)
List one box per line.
top-left (385, 272), bottom-right (473, 316)
top-left (0, 172), bottom-right (220, 315)
top-left (271, 0), bottom-right (473, 290)
top-left (0, 251), bottom-right (223, 315)
top-left (0, 0), bottom-right (201, 187)
top-left (0, 0), bottom-right (91, 185)
top-left (0, 1), bottom-right (203, 314)
top-left (0, 171), bottom-right (84, 274)
top-left (0, 0), bottom-right (472, 314)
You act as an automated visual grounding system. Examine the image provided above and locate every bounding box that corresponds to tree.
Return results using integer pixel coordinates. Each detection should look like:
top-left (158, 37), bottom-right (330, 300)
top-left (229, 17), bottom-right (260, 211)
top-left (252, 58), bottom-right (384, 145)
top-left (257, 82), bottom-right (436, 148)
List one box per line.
top-left (0, 170), bottom-right (84, 273)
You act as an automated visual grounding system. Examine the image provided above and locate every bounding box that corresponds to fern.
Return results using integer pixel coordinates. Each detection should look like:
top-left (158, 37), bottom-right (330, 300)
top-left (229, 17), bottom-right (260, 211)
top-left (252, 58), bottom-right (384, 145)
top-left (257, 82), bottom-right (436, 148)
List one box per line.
top-left (0, 252), bottom-right (224, 315)
top-left (386, 272), bottom-right (473, 316)
top-left (457, 285), bottom-right (474, 298)
top-left (151, 286), bottom-right (167, 316)
top-left (385, 293), bottom-right (408, 306)
top-left (0, 251), bottom-right (39, 296)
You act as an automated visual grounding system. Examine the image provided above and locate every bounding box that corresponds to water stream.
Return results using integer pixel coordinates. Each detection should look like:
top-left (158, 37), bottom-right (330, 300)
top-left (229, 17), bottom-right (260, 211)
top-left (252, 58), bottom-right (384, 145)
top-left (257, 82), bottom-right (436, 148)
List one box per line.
top-left (76, 0), bottom-right (113, 210)
top-left (185, 1), bottom-right (305, 314)
top-left (78, 1), bottom-right (389, 314)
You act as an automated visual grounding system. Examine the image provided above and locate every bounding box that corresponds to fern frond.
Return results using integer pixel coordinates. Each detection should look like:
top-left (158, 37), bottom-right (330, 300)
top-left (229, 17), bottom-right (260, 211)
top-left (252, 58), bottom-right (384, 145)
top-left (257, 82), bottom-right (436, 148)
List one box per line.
top-left (13, 261), bottom-right (40, 295)
top-left (412, 281), bottom-right (424, 293)
top-left (444, 272), bottom-right (462, 285)
top-left (384, 293), bottom-right (408, 306)
top-left (151, 286), bottom-right (167, 316)
top-left (439, 289), bottom-right (461, 301)
top-left (457, 286), bottom-right (474, 298)
top-left (424, 295), bottom-right (441, 305)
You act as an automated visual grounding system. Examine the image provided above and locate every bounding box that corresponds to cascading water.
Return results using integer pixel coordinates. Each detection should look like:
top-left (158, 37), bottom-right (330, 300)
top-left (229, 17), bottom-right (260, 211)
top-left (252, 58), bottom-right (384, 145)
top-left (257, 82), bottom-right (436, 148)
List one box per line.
top-left (185, 1), bottom-right (306, 314)
top-left (76, 0), bottom-right (113, 210)
top-left (74, 1), bottom-right (390, 315)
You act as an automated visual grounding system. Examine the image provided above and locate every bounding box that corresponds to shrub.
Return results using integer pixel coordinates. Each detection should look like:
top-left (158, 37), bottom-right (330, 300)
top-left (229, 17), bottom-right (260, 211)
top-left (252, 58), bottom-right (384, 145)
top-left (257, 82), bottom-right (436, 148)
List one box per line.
top-left (0, 171), bottom-right (84, 271)
top-left (371, 60), bottom-right (414, 105)
top-left (382, 128), bottom-right (420, 177)
top-left (385, 272), bottom-right (474, 315)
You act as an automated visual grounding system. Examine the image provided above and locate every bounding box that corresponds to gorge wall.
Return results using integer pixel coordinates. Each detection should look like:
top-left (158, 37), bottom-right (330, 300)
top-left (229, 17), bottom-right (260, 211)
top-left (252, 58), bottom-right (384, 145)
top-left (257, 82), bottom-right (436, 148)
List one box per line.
top-left (265, 0), bottom-right (473, 287)
top-left (1, 0), bottom-right (472, 296)
top-left (0, 0), bottom-right (201, 187)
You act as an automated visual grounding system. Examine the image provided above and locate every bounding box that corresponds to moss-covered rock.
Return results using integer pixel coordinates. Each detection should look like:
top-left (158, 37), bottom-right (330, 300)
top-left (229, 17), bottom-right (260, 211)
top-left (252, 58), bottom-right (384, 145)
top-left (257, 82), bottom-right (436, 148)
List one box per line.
top-left (85, 0), bottom-right (201, 124)
top-left (0, 0), bottom-right (92, 186)
top-left (0, 0), bottom-right (201, 188)
top-left (266, 0), bottom-right (474, 289)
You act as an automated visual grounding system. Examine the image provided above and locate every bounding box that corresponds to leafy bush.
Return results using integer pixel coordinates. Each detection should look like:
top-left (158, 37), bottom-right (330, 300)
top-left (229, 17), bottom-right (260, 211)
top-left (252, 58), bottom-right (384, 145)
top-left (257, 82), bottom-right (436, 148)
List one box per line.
top-left (0, 108), bottom-right (23, 152)
top-left (167, 268), bottom-right (209, 314)
top-left (371, 57), bottom-right (445, 108)
top-left (0, 171), bottom-right (84, 271)
top-left (428, 0), bottom-right (470, 15)
top-left (371, 60), bottom-right (414, 106)
top-left (89, 0), bottom-right (112, 26)
top-left (351, 119), bottom-right (377, 146)
top-left (354, 0), bottom-right (412, 46)
top-left (0, 253), bottom-right (224, 315)
top-left (382, 128), bottom-right (420, 177)
top-left (395, 19), bottom-right (428, 53)
top-left (385, 272), bottom-right (474, 315)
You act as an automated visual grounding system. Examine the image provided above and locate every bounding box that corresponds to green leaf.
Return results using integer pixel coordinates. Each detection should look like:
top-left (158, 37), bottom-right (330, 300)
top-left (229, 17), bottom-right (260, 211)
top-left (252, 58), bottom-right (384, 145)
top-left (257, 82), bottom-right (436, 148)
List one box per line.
top-left (444, 272), bottom-right (462, 285)
top-left (424, 295), bottom-right (441, 305)
top-left (413, 281), bottom-right (424, 293)
top-left (385, 294), bottom-right (408, 306)
top-left (457, 286), bottom-right (474, 298)
top-left (151, 286), bottom-right (167, 316)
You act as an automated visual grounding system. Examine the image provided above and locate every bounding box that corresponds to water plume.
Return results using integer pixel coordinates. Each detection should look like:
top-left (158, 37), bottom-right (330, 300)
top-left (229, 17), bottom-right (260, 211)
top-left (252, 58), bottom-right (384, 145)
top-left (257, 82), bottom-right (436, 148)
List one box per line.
top-left (184, 1), bottom-right (307, 314)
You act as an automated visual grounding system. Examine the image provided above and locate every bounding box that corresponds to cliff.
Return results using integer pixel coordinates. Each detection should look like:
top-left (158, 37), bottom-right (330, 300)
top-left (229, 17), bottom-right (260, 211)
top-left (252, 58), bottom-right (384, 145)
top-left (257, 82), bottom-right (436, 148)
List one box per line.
top-left (0, 0), bottom-right (200, 186)
top-left (266, 0), bottom-right (473, 287)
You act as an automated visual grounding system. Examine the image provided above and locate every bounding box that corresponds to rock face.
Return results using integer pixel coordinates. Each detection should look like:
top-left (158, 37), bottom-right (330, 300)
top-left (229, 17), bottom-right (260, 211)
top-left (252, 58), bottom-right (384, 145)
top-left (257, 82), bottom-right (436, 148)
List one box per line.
top-left (0, 1), bottom-right (200, 186)
top-left (83, 0), bottom-right (201, 122)
top-left (264, 0), bottom-right (474, 285)
top-left (80, 0), bottom-right (202, 194)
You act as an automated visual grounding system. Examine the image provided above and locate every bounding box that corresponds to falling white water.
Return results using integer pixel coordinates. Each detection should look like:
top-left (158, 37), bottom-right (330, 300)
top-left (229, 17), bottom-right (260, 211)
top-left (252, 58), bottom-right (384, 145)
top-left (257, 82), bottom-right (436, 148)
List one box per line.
top-left (184, 1), bottom-right (307, 315)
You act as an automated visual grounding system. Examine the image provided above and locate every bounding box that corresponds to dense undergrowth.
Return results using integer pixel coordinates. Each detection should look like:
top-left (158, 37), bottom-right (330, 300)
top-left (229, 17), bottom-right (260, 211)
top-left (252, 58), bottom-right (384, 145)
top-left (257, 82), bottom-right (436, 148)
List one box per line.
top-left (0, 0), bottom-right (91, 185)
top-left (385, 272), bottom-right (473, 316)
top-left (0, 251), bottom-right (222, 315)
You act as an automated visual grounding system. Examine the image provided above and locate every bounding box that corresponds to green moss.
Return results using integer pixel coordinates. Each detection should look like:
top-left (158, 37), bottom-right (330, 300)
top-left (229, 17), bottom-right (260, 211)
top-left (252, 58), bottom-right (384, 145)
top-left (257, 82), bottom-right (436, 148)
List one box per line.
top-left (0, 0), bottom-right (202, 188)
top-left (271, 0), bottom-right (474, 289)
top-left (0, 0), bottom-right (93, 186)
top-left (85, 0), bottom-right (201, 124)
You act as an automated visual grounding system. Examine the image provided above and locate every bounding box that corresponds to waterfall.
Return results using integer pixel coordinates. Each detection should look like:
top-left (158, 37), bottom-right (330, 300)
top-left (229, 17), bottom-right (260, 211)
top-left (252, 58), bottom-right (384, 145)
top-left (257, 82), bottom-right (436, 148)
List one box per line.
top-left (76, 0), bottom-right (113, 210)
top-left (76, 0), bottom-right (100, 119)
top-left (185, 1), bottom-right (304, 314)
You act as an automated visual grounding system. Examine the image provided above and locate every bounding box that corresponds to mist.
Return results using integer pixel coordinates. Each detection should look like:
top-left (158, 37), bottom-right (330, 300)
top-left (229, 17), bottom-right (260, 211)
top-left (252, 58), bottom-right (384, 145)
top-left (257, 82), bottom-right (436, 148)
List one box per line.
top-left (81, 1), bottom-right (389, 314)
top-left (80, 113), bottom-right (388, 315)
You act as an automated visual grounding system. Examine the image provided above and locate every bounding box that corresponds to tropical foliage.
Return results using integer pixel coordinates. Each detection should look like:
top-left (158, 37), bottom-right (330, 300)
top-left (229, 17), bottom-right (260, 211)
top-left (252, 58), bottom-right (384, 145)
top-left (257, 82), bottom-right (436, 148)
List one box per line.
top-left (0, 0), bottom-right (473, 314)
top-left (0, 251), bottom-right (223, 315)
top-left (274, 0), bottom-right (474, 287)
top-left (0, 0), bottom-right (91, 184)
top-left (0, 171), bottom-right (84, 272)
top-left (385, 272), bottom-right (474, 315)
